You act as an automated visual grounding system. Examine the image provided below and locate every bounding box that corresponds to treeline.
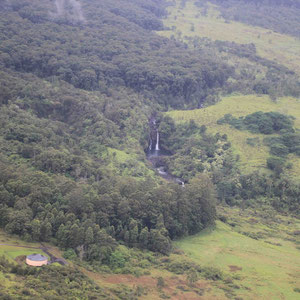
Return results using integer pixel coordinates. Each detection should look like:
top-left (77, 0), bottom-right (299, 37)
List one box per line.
top-left (217, 171), bottom-right (300, 215)
top-left (0, 156), bottom-right (216, 257)
top-left (200, 0), bottom-right (300, 38)
top-left (0, 0), bottom-right (233, 109)
top-left (218, 112), bottom-right (300, 174)
top-left (182, 37), bottom-right (300, 99)
top-left (217, 112), bottom-right (294, 134)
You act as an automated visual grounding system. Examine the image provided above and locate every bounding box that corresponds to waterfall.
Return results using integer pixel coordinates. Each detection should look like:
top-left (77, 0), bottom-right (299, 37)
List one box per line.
top-left (155, 130), bottom-right (160, 151)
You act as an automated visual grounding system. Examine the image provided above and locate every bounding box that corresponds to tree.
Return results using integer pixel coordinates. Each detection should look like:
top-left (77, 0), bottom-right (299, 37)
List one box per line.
top-left (129, 219), bottom-right (138, 246)
top-left (69, 224), bottom-right (82, 248)
top-left (185, 175), bottom-right (216, 233)
top-left (149, 229), bottom-right (172, 255)
top-left (139, 227), bottom-right (149, 249)
top-left (31, 219), bottom-right (41, 241)
top-left (85, 227), bottom-right (94, 246)
top-left (40, 221), bottom-right (52, 241)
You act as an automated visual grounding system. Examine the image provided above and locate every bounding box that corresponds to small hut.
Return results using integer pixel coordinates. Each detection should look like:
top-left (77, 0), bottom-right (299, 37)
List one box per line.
top-left (26, 253), bottom-right (48, 266)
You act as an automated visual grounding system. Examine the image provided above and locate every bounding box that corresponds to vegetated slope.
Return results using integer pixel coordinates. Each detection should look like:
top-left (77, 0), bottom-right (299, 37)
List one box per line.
top-left (161, 0), bottom-right (300, 75)
top-left (0, 0), bottom-right (233, 110)
top-left (204, 0), bottom-right (300, 38)
top-left (175, 206), bottom-right (300, 300)
top-left (0, 228), bottom-right (245, 300)
top-left (167, 95), bottom-right (300, 177)
top-left (0, 0), bottom-right (222, 261)
top-left (0, 1), bottom-right (299, 298)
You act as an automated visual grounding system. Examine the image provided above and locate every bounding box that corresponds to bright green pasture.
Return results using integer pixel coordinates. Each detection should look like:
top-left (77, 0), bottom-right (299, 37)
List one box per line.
top-left (167, 95), bottom-right (300, 177)
top-left (175, 218), bottom-right (300, 300)
top-left (0, 230), bottom-right (48, 262)
top-left (160, 0), bottom-right (300, 75)
top-left (0, 246), bottom-right (47, 262)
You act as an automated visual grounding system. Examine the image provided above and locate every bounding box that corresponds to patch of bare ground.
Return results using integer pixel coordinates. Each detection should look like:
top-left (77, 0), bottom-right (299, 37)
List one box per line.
top-left (94, 273), bottom-right (223, 300)
top-left (228, 265), bottom-right (243, 272)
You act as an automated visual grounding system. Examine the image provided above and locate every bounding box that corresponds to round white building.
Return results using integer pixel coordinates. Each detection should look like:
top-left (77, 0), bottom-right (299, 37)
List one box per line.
top-left (26, 253), bottom-right (48, 266)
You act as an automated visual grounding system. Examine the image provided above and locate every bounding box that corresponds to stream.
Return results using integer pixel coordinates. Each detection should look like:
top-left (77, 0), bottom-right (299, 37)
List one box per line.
top-left (146, 118), bottom-right (185, 186)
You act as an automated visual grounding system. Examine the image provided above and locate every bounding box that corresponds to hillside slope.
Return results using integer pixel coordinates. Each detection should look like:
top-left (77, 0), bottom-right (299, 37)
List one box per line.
top-left (167, 95), bottom-right (300, 177)
top-left (160, 0), bottom-right (300, 75)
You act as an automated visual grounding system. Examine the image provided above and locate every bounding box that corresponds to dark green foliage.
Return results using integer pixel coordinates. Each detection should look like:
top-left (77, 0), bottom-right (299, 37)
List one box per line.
top-left (217, 171), bottom-right (300, 215)
top-left (157, 276), bottom-right (165, 289)
top-left (218, 112), bottom-right (294, 134)
top-left (157, 117), bottom-right (236, 183)
top-left (201, 0), bottom-right (300, 38)
top-left (264, 132), bottom-right (300, 157)
top-left (218, 112), bottom-right (299, 171)
top-left (0, 156), bottom-right (216, 256)
top-left (0, 0), bottom-right (233, 110)
top-left (184, 36), bottom-right (300, 99)
top-left (267, 157), bottom-right (285, 174)
top-left (0, 0), bottom-right (298, 266)
top-left (63, 249), bottom-right (77, 260)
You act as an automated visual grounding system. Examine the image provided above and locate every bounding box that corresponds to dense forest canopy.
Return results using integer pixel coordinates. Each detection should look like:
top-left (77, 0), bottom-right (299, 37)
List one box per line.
top-left (0, 0), bottom-right (220, 257)
top-left (200, 0), bottom-right (300, 37)
top-left (0, 0), bottom-right (299, 265)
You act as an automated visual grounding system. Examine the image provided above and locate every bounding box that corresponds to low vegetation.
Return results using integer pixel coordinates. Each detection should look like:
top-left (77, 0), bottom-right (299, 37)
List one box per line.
top-left (175, 206), bottom-right (300, 300)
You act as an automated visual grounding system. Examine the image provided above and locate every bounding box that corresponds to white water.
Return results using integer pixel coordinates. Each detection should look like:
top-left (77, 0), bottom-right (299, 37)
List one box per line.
top-left (155, 130), bottom-right (160, 151)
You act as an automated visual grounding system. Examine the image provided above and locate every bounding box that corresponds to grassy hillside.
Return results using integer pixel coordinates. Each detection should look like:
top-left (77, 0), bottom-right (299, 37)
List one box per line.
top-left (175, 206), bottom-right (300, 300)
top-left (0, 229), bottom-right (242, 299)
top-left (160, 0), bottom-right (300, 75)
top-left (167, 95), bottom-right (300, 177)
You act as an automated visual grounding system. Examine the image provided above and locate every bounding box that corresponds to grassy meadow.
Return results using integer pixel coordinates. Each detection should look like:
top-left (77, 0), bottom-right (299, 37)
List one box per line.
top-left (160, 0), bottom-right (300, 75)
top-left (167, 95), bottom-right (300, 177)
top-left (0, 230), bottom-right (49, 263)
top-left (174, 206), bottom-right (300, 300)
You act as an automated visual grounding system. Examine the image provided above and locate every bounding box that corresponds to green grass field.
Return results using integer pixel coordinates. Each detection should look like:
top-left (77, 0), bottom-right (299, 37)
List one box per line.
top-left (0, 246), bottom-right (47, 262)
top-left (174, 207), bottom-right (300, 300)
top-left (167, 95), bottom-right (300, 177)
top-left (160, 0), bottom-right (300, 75)
top-left (0, 230), bottom-right (49, 263)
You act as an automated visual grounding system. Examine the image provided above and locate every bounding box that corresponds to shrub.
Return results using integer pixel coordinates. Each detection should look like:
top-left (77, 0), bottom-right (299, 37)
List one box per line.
top-left (270, 143), bottom-right (289, 157)
top-left (157, 276), bottom-right (165, 289)
top-left (109, 250), bottom-right (126, 269)
top-left (63, 249), bottom-right (77, 260)
top-left (201, 266), bottom-right (223, 281)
